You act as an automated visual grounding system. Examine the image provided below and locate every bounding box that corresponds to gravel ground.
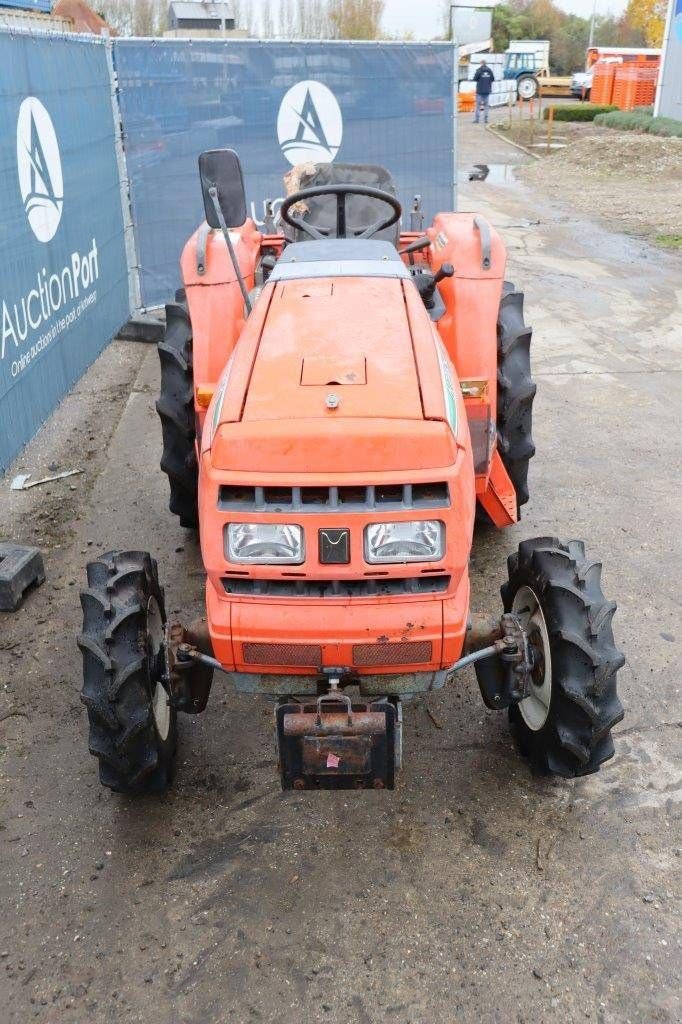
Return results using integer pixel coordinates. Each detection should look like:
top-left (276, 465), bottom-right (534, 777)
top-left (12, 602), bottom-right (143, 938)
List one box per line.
top-left (497, 119), bottom-right (682, 243)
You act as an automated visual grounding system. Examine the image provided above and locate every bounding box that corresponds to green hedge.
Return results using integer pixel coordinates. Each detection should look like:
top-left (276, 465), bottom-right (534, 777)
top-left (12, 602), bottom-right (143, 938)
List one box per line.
top-left (593, 109), bottom-right (682, 138)
top-left (542, 104), bottom-right (617, 122)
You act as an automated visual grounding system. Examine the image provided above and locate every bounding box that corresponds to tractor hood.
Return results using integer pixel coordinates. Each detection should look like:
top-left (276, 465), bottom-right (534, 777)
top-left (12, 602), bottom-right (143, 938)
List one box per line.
top-left (242, 276), bottom-right (423, 422)
top-left (209, 271), bottom-right (460, 473)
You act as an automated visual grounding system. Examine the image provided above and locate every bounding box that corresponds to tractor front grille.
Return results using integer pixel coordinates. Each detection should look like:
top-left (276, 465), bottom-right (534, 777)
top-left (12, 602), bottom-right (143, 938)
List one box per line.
top-left (222, 575), bottom-right (451, 599)
top-left (242, 642), bottom-right (322, 667)
top-left (218, 482), bottom-right (449, 514)
top-left (353, 641), bottom-right (433, 667)
top-left (240, 640), bottom-right (434, 669)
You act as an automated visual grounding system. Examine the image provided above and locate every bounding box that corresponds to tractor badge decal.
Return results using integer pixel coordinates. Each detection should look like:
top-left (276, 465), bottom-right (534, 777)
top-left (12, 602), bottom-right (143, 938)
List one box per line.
top-left (277, 80), bottom-right (343, 166)
top-left (16, 97), bottom-right (64, 244)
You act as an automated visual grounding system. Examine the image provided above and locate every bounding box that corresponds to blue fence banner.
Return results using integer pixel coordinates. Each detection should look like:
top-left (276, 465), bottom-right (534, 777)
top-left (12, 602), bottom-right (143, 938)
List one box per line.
top-left (0, 31), bottom-right (130, 474)
top-left (114, 40), bottom-right (456, 308)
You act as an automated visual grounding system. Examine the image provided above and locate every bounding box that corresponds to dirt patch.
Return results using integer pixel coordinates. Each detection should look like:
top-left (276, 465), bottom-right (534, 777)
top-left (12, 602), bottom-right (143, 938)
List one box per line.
top-left (507, 122), bottom-right (682, 244)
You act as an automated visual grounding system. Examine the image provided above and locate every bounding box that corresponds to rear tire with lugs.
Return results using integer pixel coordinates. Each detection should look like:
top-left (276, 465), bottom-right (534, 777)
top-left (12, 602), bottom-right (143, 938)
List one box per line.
top-left (502, 537), bottom-right (625, 778)
top-left (497, 281), bottom-right (536, 514)
top-left (157, 298), bottom-right (198, 529)
top-left (78, 551), bottom-right (177, 793)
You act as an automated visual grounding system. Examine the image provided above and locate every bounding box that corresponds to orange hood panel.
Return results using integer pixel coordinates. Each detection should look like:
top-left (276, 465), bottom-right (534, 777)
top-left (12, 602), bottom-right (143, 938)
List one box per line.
top-left (211, 418), bottom-right (458, 473)
top-left (241, 277), bottom-right (423, 423)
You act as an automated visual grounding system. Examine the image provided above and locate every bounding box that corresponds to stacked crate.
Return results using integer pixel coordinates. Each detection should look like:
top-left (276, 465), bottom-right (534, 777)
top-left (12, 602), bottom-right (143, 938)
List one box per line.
top-left (458, 90), bottom-right (476, 112)
top-left (611, 62), bottom-right (660, 111)
top-left (591, 62), bottom-right (616, 104)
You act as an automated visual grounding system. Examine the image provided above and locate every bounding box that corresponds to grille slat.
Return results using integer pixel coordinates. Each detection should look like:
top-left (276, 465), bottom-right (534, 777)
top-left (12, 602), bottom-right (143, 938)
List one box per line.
top-left (223, 576), bottom-right (450, 599)
top-left (219, 482), bottom-right (449, 513)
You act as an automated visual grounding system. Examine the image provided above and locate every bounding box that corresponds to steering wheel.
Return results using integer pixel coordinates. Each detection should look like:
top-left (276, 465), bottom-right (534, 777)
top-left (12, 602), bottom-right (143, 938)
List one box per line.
top-left (279, 184), bottom-right (402, 241)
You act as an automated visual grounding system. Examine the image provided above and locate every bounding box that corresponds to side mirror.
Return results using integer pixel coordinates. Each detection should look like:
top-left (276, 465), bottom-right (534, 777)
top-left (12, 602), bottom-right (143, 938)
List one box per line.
top-left (198, 149), bottom-right (247, 229)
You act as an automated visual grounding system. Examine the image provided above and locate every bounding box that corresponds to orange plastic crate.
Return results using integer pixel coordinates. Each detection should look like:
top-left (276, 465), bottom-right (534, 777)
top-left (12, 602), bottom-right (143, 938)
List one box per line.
top-left (591, 64), bottom-right (615, 105)
top-left (612, 64), bottom-right (659, 111)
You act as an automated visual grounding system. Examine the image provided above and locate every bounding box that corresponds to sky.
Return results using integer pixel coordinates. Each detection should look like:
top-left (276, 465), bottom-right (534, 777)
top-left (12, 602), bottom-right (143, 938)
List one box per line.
top-left (381, 1), bottom-right (629, 37)
top-left (249, 1), bottom-right (630, 39)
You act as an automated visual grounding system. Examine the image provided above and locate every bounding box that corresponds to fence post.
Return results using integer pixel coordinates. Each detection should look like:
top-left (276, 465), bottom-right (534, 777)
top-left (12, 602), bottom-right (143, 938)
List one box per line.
top-left (546, 104), bottom-right (554, 154)
top-left (105, 39), bottom-right (141, 314)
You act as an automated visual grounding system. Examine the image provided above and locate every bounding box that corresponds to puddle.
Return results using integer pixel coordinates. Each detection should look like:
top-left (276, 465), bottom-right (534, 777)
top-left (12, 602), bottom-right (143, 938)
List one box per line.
top-left (459, 162), bottom-right (518, 185)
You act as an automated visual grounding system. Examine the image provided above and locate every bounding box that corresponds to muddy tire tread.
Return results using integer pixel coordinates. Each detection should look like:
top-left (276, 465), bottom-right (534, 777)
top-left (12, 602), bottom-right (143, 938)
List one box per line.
top-left (502, 536), bottom-right (624, 778)
top-left (156, 300), bottom-right (198, 529)
top-left (496, 282), bottom-right (536, 514)
top-left (78, 551), bottom-right (176, 793)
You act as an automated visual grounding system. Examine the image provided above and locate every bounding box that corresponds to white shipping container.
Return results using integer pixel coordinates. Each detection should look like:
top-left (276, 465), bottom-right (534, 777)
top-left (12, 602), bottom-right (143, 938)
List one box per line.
top-left (468, 53), bottom-right (506, 82)
top-left (461, 77), bottom-right (517, 106)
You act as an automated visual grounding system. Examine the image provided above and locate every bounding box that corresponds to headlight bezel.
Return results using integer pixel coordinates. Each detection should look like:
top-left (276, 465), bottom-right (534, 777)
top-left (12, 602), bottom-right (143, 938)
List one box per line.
top-left (226, 522), bottom-right (305, 565)
top-left (363, 519), bottom-right (445, 565)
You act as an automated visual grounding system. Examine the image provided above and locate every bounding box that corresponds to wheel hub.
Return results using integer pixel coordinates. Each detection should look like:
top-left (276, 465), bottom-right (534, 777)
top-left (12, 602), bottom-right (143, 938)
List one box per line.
top-left (511, 585), bottom-right (552, 731)
top-left (146, 597), bottom-right (171, 741)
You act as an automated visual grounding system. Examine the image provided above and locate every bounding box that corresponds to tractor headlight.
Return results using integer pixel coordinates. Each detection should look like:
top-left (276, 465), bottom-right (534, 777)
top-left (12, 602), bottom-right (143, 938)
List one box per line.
top-left (226, 523), bottom-right (304, 564)
top-left (364, 520), bottom-right (445, 564)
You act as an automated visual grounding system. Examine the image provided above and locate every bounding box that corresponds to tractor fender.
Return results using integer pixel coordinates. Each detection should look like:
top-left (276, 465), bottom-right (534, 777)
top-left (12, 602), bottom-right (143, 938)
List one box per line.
top-left (180, 220), bottom-right (262, 426)
top-left (430, 212), bottom-right (505, 418)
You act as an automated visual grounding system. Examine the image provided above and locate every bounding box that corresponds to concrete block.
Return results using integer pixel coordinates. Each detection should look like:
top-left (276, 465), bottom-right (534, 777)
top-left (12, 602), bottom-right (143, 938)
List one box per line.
top-left (0, 544), bottom-right (46, 611)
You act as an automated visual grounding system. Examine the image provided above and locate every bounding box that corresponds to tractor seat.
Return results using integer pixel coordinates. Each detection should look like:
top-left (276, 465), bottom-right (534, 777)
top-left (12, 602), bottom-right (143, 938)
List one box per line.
top-left (281, 162), bottom-right (401, 246)
top-left (269, 239), bottom-right (410, 283)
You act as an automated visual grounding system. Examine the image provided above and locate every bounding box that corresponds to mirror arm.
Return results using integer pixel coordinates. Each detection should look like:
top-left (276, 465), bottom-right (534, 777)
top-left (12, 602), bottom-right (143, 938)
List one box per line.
top-left (209, 186), bottom-right (252, 315)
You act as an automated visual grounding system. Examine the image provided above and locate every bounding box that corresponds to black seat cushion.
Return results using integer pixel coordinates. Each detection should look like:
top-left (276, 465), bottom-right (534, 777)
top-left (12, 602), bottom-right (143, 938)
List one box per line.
top-left (281, 162), bottom-right (401, 245)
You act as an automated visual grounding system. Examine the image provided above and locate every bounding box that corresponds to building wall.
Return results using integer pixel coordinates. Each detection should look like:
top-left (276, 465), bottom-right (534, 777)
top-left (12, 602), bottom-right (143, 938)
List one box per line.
top-left (0, 0), bottom-right (52, 10)
top-left (655, 0), bottom-right (682, 120)
top-left (0, 7), bottom-right (73, 32)
top-left (163, 27), bottom-right (246, 37)
top-left (171, 17), bottom-right (235, 29)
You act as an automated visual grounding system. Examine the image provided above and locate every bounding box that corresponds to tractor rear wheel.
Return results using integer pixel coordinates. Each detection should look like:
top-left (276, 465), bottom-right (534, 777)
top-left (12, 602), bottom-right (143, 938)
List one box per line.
top-left (502, 537), bottom-right (625, 777)
top-left (157, 296), bottom-right (198, 529)
top-left (497, 281), bottom-right (536, 515)
top-left (78, 551), bottom-right (177, 793)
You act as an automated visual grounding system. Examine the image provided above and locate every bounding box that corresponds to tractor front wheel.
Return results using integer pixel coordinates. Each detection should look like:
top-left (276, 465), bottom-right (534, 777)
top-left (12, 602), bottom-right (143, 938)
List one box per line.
top-left (157, 296), bottom-right (199, 529)
top-left (502, 537), bottom-right (625, 777)
top-left (78, 551), bottom-right (177, 793)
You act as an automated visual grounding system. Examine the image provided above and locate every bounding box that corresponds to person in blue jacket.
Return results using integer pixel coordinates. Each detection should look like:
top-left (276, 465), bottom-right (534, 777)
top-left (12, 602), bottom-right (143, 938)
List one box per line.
top-left (473, 60), bottom-right (495, 124)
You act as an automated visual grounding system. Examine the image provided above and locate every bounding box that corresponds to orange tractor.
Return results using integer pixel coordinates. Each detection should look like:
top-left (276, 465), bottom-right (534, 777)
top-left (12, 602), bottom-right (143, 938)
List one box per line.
top-left (79, 153), bottom-right (624, 792)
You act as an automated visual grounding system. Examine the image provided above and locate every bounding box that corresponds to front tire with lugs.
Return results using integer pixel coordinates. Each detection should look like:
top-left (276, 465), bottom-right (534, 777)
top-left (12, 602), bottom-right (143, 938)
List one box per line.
top-left (502, 537), bottom-right (625, 777)
top-left (78, 551), bottom-right (177, 793)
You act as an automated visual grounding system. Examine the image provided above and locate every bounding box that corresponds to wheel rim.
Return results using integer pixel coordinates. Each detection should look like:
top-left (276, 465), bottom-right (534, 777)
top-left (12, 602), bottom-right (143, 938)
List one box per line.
top-left (147, 597), bottom-right (170, 741)
top-left (518, 78), bottom-right (536, 99)
top-left (512, 585), bottom-right (552, 731)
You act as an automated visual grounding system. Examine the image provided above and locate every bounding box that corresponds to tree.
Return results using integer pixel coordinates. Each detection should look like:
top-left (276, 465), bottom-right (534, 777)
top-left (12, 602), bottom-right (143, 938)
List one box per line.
top-left (625, 0), bottom-right (667, 47)
top-left (97, 0), bottom-right (167, 36)
top-left (488, 0), bottom-right (650, 74)
top-left (233, 0), bottom-right (255, 35)
top-left (327, 0), bottom-right (384, 40)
